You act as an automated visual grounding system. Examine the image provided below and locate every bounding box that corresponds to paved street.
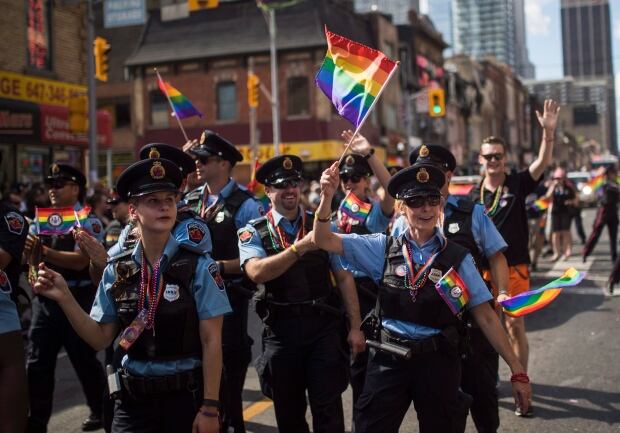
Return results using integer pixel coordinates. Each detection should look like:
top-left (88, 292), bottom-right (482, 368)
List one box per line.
top-left (46, 207), bottom-right (620, 433)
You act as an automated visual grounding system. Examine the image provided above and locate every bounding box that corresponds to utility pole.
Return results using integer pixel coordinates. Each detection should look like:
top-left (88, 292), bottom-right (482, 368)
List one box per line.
top-left (87, 0), bottom-right (98, 185)
top-left (268, 8), bottom-right (281, 156)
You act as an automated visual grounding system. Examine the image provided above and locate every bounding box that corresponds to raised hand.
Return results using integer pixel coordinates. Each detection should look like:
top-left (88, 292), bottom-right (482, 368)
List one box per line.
top-left (536, 99), bottom-right (560, 132)
top-left (182, 138), bottom-right (199, 153)
top-left (320, 162), bottom-right (340, 198)
top-left (74, 228), bottom-right (108, 270)
top-left (342, 130), bottom-right (371, 155)
top-left (33, 263), bottom-right (71, 302)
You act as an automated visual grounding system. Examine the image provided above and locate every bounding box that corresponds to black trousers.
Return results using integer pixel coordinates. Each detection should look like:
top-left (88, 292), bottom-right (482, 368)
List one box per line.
top-left (353, 341), bottom-right (467, 433)
top-left (112, 387), bottom-right (203, 433)
top-left (573, 208), bottom-right (587, 243)
top-left (583, 207), bottom-right (618, 261)
top-left (220, 296), bottom-right (252, 433)
top-left (257, 313), bottom-right (348, 433)
top-left (27, 294), bottom-right (106, 433)
top-left (458, 327), bottom-right (500, 433)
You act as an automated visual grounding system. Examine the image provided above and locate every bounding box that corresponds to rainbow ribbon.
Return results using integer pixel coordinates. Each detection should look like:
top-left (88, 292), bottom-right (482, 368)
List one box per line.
top-left (435, 267), bottom-right (470, 315)
top-left (499, 267), bottom-right (586, 317)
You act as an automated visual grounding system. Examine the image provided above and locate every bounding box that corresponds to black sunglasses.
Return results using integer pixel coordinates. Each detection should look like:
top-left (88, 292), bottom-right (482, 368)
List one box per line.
top-left (404, 194), bottom-right (441, 209)
top-left (481, 153), bottom-right (504, 162)
top-left (341, 174), bottom-right (362, 183)
top-left (271, 179), bottom-right (301, 189)
top-left (196, 155), bottom-right (221, 164)
top-left (47, 180), bottom-right (72, 190)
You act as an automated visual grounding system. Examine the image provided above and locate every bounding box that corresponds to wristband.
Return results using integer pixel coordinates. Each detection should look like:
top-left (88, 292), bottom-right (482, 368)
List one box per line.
top-left (363, 148), bottom-right (375, 160)
top-left (202, 398), bottom-right (221, 409)
top-left (510, 372), bottom-right (530, 384)
top-left (317, 214), bottom-right (332, 223)
top-left (290, 243), bottom-right (301, 259)
top-left (200, 409), bottom-right (219, 418)
top-left (217, 261), bottom-right (225, 276)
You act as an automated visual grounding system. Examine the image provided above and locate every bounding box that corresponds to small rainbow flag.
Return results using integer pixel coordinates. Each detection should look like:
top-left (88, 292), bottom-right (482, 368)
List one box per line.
top-left (435, 267), bottom-right (470, 315)
top-left (246, 159), bottom-right (270, 210)
top-left (36, 206), bottom-right (78, 235)
top-left (74, 206), bottom-right (91, 227)
top-left (586, 174), bottom-right (605, 193)
top-left (530, 197), bottom-right (550, 211)
top-left (315, 27), bottom-right (398, 128)
top-left (449, 183), bottom-right (475, 197)
top-left (500, 267), bottom-right (586, 317)
top-left (157, 74), bottom-right (202, 120)
top-left (339, 192), bottom-right (371, 222)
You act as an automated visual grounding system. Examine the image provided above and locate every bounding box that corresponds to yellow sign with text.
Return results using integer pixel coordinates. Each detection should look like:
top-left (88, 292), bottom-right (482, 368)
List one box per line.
top-left (0, 70), bottom-right (87, 107)
top-left (237, 140), bottom-right (386, 164)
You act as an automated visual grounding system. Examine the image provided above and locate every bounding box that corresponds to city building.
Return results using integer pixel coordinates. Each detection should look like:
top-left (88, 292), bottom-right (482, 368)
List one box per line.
top-left (355, 0), bottom-right (419, 25)
top-left (423, 0), bottom-right (454, 56)
top-left (0, 0), bottom-right (111, 189)
top-left (560, 0), bottom-right (616, 153)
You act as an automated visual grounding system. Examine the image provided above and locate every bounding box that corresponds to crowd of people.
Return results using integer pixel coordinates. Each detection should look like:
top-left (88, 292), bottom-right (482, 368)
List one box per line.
top-left (0, 97), bottom-right (616, 433)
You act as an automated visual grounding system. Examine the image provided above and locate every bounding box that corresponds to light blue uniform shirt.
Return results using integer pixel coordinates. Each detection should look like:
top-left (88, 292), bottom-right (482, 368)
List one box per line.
top-left (391, 195), bottom-right (507, 259)
top-left (238, 208), bottom-right (343, 272)
top-left (0, 291), bottom-right (20, 334)
top-left (340, 229), bottom-right (493, 340)
top-left (90, 235), bottom-right (232, 376)
top-left (204, 179), bottom-right (264, 230)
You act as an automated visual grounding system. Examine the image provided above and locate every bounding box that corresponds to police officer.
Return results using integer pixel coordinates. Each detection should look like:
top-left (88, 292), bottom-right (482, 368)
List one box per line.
top-left (0, 201), bottom-right (29, 433)
top-left (239, 155), bottom-right (364, 433)
top-left (34, 158), bottom-right (231, 433)
top-left (314, 161), bottom-right (531, 433)
top-left (104, 193), bottom-right (129, 250)
top-left (24, 163), bottom-right (106, 433)
top-left (335, 131), bottom-right (395, 404)
top-left (583, 166), bottom-right (619, 263)
top-left (393, 145), bottom-right (509, 433)
top-left (187, 130), bottom-right (264, 433)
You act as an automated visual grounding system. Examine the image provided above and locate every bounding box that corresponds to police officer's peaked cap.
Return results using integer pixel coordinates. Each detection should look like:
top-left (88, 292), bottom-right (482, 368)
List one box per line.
top-left (106, 190), bottom-right (126, 205)
top-left (45, 163), bottom-right (86, 188)
top-left (256, 155), bottom-right (303, 186)
top-left (387, 162), bottom-right (445, 199)
top-left (339, 153), bottom-right (371, 177)
top-left (190, 129), bottom-right (243, 165)
top-left (139, 143), bottom-right (195, 178)
top-left (409, 144), bottom-right (456, 172)
top-left (387, 165), bottom-right (404, 176)
top-left (116, 158), bottom-right (182, 200)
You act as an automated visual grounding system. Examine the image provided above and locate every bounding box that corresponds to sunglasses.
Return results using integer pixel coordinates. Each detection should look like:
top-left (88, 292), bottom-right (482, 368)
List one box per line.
top-left (196, 155), bottom-right (221, 164)
top-left (271, 180), bottom-right (301, 189)
top-left (481, 153), bottom-right (504, 162)
top-left (404, 194), bottom-right (441, 209)
top-left (341, 174), bottom-right (362, 184)
top-left (47, 180), bottom-right (73, 190)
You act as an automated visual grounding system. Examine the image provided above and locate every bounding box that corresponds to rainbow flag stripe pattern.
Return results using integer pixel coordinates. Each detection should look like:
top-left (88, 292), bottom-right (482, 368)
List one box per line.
top-left (36, 206), bottom-right (78, 235)
top-left (246, 159), bottom-right (270, 210)
top-left (315, 27), bottom-right (398, 128)
top-left (157, 76), bottom-right (202, 119)
top-left (339, 192), bottom-right (371, 222)
top-left (530, 197), bottom-right (550, 211)
top-left (586, 174), bottom-right (605, 193)
top-left (435, 267), bottom-right (471, 315)
top-left (74, 206), bottom-right (91, 227)
top-left (500, 267), bottom-right (585, 317)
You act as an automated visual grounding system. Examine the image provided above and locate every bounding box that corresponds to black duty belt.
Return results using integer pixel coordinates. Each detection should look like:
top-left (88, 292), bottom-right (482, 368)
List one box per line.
top-left (121, 367), bottom-right (201, 398)
top-left (381, 330), bottom-right (443, 355)
top-left (266, 298), bottom-right (340, 318)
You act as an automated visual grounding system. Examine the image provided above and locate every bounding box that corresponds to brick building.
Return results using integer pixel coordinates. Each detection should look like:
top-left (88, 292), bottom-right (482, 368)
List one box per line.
top-left (0, 0), bottom-right (111, 190)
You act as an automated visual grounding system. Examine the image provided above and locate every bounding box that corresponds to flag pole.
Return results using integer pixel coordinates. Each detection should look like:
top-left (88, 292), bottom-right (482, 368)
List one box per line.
top-left (338, 62), bottom-right (400, 165)
top-left (155, 68), bottom-right (190, 143)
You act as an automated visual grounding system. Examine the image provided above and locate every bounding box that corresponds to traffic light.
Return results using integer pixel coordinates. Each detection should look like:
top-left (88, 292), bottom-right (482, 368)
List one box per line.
top-left (247, 73), bottom-right (260, 108)
top-left (93, 37), bottom-right (110, 82)
top-left (68, 95), bottom-right (88, 134)
top-left (428, 88), bottom-right (445, 117)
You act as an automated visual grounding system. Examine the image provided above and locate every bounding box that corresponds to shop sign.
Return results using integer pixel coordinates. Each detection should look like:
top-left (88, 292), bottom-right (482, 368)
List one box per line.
top-left (0, 70), bottom-right (86, 108)
top-left (40, 105), bottom-right (111, 148)
top-left (0, 98), bottom-right (39, 140)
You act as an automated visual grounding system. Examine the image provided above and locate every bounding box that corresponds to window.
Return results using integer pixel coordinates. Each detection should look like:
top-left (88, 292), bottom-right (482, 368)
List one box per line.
top-left (27, 0), bottom-right (52, 70)
top-left (150, 90), bottom-right (169, 127)
top-left (115, 102), bottom-right (131, 128)
top-left (216, 81), bottom-right (236, 121)
top-left (287, 76), bottom-right (310, 116)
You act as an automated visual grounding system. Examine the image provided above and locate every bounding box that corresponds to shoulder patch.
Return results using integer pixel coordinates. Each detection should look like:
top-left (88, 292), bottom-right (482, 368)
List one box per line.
top-left (4, 211), bottom-right (25, 235)
top-left (208, 261), bottom-right (225, 291)
top-left (187, 222), bottom-right (206, 243)
top-left (90, 222), bottom-right (102, 234)
top-left (0, 270), bottom-right (12, 294)
top-left (238, 229), bottom-right (253, 244)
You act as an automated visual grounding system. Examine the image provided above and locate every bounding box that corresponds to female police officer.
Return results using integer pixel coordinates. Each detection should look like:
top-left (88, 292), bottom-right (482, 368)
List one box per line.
top-left (33, 158), bottom-right (231, 433)
top-left (313, 160), bottom-right (531, 433)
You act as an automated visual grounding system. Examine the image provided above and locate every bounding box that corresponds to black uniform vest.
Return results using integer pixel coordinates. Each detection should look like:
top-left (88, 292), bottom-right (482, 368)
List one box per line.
top-left (112, 248), bottom-right (201, 361)
top-left (379, 236), bottom-right (468, 329)
top-left (208, 186), bottom-right (254, 261)
top-left (252, 212), bottom-right (333, 304)
top-left (41, 232), bottom-right (91, 286)
top-left (444, 198), bottom-right (485, 269)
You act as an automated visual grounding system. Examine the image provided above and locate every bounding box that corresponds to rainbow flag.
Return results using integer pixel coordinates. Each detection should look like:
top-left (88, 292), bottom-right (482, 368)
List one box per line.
top-left (247, 159), bottom-right (270, 210)
top-left (315, 27), bottom-right (398, 128)
top-left (530, 197), bottom-right (550, 211)
top-left (435, 267), bottom-right (470, 315)
top-left (500, 267), bottom-right (585, 317)
top-left (586, 174), bottom-right (605, 193)
top-left (157, 75), bottom-right (202, 119)
top-left (36, 206), bottom-right (78, 235)
top-left (339, 192), bottom-right (371, 222)
top-left (74, 206), bottom-right (91, 227)
top-left (449, 183), bottom-right (475, 197)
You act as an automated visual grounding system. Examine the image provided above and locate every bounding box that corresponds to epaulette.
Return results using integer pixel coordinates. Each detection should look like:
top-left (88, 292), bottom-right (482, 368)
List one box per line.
top-left (248, 215), bottom-right (267, 227)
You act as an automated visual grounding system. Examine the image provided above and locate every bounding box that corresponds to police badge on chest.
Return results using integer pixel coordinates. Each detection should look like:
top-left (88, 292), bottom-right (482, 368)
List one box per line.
top-left (163, 284), bottom-right (180, 302)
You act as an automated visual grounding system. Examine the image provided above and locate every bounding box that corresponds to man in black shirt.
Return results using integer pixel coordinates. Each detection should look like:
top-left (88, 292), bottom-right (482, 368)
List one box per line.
top-left (469, 99), bottom-right (560, 416)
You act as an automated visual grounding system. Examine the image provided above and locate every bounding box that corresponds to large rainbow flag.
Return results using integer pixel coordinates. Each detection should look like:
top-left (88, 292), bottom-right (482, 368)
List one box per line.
top-left (435, 267), bottom-right (470, 315)
top-left (315, 27), bottom-right (398, 128)
top-left (36, 206), bottom-right (78, 235)
top-left (500, 267), bottom-right (586, 317)
top-left (157, 75), bottom-right (202, 119)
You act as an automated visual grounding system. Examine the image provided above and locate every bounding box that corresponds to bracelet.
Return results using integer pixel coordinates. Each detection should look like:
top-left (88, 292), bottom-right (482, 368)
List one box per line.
top-left (317, 214), bottom-right (332, 223)
top-left (202, 398), bottom-right (221, 409)
top-left (364, 148), bottom-right (375, 160)
top-left (200, 409), bottom-right (219, 418)
top-left (510, 372), bottom-right (530, 384)
top-left (290, 243), bottom-right (301, 259)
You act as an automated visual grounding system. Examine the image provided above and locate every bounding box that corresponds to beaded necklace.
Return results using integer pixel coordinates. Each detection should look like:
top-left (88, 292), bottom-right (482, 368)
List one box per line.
top-left (401, 241), bottom-right (441, 302)
top-left (265, 210), bottom-right (305, 251)
top-left (137, 249), bottom-right (163, 330)
top-left (480, 183), bottom-right (503, 217)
